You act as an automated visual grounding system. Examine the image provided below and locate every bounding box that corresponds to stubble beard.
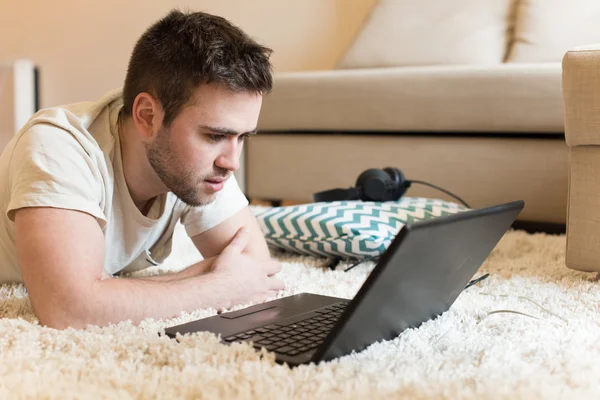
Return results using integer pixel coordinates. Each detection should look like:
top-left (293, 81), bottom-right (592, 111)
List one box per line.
top-left (145, 128), bottom-right (215, 207)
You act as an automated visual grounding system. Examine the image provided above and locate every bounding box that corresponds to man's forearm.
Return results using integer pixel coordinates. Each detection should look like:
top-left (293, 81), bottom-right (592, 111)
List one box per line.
top-left (132, 257), bottom-right (216, 282)
top-left (52, 266), bottom-right (227, 329)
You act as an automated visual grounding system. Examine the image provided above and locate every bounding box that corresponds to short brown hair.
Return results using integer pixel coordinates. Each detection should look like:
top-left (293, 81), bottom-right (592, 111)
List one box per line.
top-left (121, 9), bottom-right (273, 127)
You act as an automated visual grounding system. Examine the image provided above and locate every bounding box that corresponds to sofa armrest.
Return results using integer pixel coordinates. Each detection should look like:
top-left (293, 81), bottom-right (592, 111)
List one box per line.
top-left (563, 44), bottom-right (600, 272)
top-left (562, 44), bottom-right (600, 147)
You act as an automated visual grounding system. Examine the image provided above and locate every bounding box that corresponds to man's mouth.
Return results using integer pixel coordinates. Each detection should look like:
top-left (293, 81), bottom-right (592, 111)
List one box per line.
top-left (205, 179), bottom-right (224, 184)
top-left (204, 177), bottom-right (227, 192)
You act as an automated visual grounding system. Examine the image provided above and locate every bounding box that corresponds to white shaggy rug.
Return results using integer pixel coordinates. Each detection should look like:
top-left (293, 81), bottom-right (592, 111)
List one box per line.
top-left (1, 222), bottom-right (600, 399)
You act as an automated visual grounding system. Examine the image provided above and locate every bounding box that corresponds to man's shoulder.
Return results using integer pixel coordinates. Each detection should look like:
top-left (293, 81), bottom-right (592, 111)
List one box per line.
top-left (22, 88), bottom-right (122, 135)
top-left (11, 88), bottom-right (124, 159)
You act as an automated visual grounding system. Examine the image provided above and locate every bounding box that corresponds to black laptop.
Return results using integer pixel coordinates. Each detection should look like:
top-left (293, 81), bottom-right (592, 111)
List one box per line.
top-left (163, 200), bottom-right (524, 366)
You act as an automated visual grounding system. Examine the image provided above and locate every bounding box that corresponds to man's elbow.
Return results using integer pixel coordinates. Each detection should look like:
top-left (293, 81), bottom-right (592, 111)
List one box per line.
top-left (38, 315), bottom-right (84, 330)
top-left (33, 293), bottom-right (101, 330)
top-left (36, 306), bottom-right (98, 330)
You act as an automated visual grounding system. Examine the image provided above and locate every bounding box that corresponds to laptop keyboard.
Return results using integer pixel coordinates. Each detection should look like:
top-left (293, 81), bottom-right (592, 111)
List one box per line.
top-left (223, 301), bottom-right (350, 357)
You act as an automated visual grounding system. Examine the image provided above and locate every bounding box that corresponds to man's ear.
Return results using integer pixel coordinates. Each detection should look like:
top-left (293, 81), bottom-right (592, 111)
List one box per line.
top-left (131, 93), bottom-right (164, 141)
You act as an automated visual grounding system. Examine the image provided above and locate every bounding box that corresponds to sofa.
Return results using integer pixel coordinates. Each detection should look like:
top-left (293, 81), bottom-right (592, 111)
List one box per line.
top-left (246, 0), bottom-right (600, 228)
top-left (562, 44), bottom-right (600, 272)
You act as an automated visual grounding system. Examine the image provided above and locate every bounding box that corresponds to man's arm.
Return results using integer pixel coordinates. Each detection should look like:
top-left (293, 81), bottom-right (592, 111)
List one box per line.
top-left (14, 207), bottom-right (281, 329)
top-left (132, 256), bottom-right (217, 282)
top-left (191, 206), bottom-right (270, 260)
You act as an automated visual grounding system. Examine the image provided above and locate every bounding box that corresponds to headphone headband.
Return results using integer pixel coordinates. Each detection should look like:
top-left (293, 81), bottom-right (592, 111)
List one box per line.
top-left (313, 167), bottom-right (410, 203)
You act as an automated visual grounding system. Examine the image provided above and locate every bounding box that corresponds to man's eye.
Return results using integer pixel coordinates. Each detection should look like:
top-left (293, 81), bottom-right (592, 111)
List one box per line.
top-left (208, 134), bottom-right (226, 142)
top-left (239, 134), bottom-right (251, 142)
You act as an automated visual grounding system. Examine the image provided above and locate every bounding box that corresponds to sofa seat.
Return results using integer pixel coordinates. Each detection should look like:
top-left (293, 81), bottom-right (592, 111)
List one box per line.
top-left (246, 133), bottom-right (568, 224)
top-left (258, 63), bottom-right (564, 134)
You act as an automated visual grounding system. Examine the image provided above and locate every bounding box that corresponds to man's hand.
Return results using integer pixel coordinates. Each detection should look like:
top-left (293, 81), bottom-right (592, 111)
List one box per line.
top-left (191, 206), bottom-right (271, 261)
top-left (209, 226), bottom-right (285, 310)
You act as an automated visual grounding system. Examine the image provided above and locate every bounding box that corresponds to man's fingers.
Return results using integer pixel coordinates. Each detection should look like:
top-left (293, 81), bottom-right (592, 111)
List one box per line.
top-left (268, 277), bottom-right (285, 291)
top-left (224, 226), bottom-right (250, 254)
top-left (265, 260), bottom-right (282, 276)
top-left (266, 290), bottom-right (280, 299)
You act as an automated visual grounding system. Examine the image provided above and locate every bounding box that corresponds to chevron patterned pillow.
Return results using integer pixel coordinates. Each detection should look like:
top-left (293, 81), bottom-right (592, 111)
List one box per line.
top-left (250, 197), bottom-right (469, 260)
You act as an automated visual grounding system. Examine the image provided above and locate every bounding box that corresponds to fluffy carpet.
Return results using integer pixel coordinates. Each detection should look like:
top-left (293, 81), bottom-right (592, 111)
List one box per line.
top-left (1, 221), bottom-right (600, 399)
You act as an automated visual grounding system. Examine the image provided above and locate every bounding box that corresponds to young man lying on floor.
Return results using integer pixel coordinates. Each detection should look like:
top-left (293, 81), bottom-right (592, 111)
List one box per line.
top-left (0, 9), bottom-right (284, 329)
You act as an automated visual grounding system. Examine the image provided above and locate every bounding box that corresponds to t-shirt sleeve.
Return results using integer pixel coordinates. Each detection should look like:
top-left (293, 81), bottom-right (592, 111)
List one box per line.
top-left (6, 124), bottom-right (107, 225)
top-left (179, 175), bottom-right (249, 238)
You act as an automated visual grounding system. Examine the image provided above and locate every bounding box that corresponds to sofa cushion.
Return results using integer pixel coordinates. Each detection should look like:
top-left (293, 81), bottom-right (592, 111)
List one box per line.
top-left (507, 0), bottom-right (600, 62)
top-left (251, 198), bottom-right (468, 260)
top-left (258, 64), bottom-right (564, 134)
top-left (336, 0), bottom-right (512, 69)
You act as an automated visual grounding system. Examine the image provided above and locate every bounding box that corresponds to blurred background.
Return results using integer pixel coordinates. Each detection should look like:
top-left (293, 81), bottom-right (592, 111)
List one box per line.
top-left (0, 0), bottom-right (375, 108)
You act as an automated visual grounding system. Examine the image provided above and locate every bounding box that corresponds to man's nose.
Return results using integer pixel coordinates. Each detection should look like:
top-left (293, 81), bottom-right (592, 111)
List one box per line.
top-left (215, 140), bottom-right (241, 171)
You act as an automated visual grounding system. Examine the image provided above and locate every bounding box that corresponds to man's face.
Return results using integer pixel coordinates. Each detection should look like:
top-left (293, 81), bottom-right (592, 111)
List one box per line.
top-left (145, 84), bottom-right (262, 206)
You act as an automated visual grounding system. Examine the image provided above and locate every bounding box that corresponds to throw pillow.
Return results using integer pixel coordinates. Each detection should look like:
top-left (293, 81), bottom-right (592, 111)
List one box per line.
top-left (336, 0), bottom-right (512, 69)
top-left (507, 0), bottom-right (600, 62)
top-left (251, 197), bottom-right (469, 260)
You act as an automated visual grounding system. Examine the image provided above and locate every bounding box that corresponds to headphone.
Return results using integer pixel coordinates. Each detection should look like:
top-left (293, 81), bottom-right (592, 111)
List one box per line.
top-left (313, 167), bottom-right (412, 203)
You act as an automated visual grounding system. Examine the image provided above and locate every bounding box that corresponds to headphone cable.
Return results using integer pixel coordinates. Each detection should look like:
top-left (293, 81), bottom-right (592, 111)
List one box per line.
top-left (407, 180), bottom-right (471, 209)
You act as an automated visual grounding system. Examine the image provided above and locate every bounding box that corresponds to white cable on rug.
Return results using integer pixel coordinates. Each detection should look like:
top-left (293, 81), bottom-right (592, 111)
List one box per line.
top-left (478, 293), bottom-right (567, 326)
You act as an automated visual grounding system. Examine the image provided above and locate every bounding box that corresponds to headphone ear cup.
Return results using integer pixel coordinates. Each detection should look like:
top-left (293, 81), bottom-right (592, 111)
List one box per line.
top-left (383, 167), bottom-right (408, 199)
top-left (383, 167), bottom-right (402, 185)
top-left (355, 169), bottom-right (384, 187)
top-left (356, 168), bottom-right (397, 202)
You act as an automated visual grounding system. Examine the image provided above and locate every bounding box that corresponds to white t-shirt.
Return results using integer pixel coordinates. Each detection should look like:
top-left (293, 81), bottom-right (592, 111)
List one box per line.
top-left (0, 88), bottom-right (249, 283)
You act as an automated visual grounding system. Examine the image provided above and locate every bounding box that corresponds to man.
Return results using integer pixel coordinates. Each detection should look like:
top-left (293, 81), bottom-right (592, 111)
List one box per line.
top-left (0, 10), bottom-right (285, 329)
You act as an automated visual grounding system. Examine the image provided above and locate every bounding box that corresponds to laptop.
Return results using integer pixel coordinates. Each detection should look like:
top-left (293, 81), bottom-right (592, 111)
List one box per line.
top-left (163, 200), bottom-right (524, 366)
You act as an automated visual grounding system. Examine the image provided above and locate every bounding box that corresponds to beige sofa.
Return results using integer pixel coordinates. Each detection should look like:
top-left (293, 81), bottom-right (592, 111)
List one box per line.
top-left (247, 0), bottom-right (600, 227)
top-left (562, 44), bottom-right (600, 272)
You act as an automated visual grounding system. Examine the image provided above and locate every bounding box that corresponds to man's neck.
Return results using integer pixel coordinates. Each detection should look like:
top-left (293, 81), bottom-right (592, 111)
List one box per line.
top-left (117, 114), bottom-right (165, 213)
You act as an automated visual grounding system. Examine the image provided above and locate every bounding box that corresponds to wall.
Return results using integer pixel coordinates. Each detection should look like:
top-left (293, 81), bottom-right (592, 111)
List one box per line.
top-left (0, 0), bottom-right (375, 108)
